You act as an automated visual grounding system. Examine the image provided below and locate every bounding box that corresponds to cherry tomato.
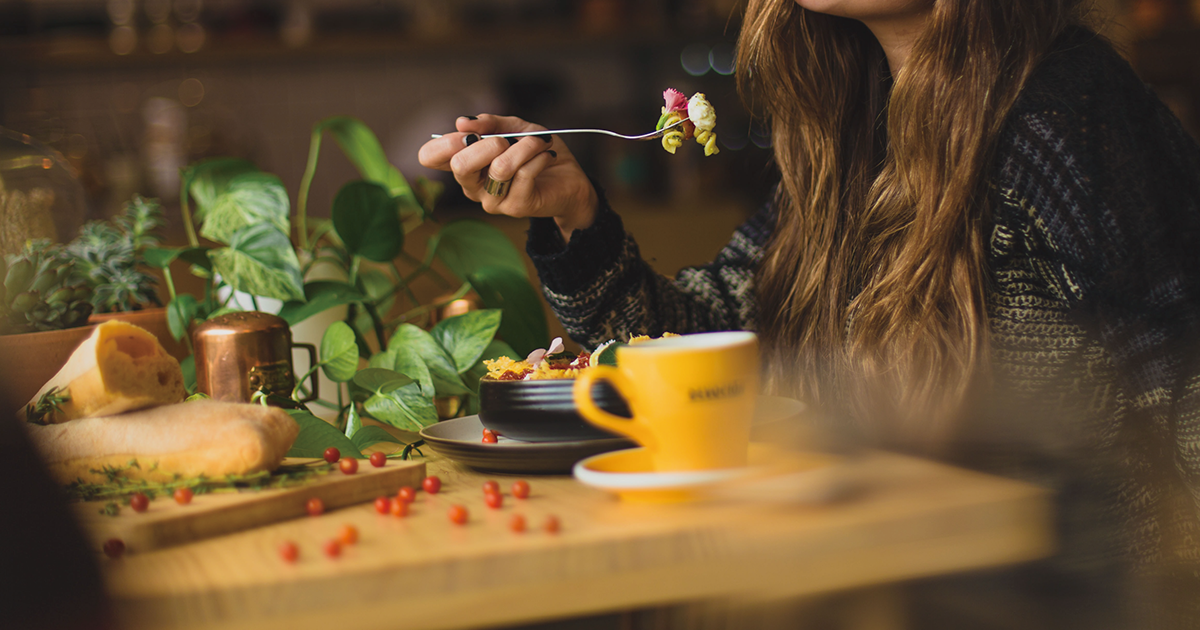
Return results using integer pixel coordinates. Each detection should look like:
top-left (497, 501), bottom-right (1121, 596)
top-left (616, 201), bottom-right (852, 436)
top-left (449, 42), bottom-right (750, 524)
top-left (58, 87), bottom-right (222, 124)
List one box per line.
top-left (482, 480), bottom-right (500, 495)
top-left (323, 539), bottom-right (342, 558)
top-left (323, 447), bottom-right (340, 464)
top-left (374, 496), bottom-right (391, 515)
top-left (422, 476), bottom-right (442, 494)
top-left (306, 497), bottom-right (325, 517)
top-left (338, 524), bottom-right (358, 546)
top-left (174, 487), bottom-right (194, 505)
top-left (482, 429), bottom-right (498, 444)
top-left (448, 504), bottom-right (468, 525)
top-left (543, 515), bottom-right (561, 534)
top-left (390, 499), bottom-right (409, 518)
top-left (485, 491), bottom-right (503, 509)
top-left (509, 514), bottom-right (527, 533)
top-left (339, 457), bottom-right (358, 475)
top-left (369, 452), bottom-right (387, 468)
top-left (129, 492), bottom-right (149, 512)
top-left (103, 538), bottom-right (125, 558)
top-left (396, 486), bottom-right (417, 503)
top-left (511, 480), bottom-right (530, 499)
top-left (278, 541), bottom-right (299, 563)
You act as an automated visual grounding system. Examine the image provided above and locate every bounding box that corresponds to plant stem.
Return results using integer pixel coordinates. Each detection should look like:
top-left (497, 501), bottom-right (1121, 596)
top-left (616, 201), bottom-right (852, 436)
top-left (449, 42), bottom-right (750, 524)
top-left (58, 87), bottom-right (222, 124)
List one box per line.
top-left (337, 387), bottom-right (345, 431)
top-left (162, 266), bottom-right (177, 301)
top-left (362, 301), bottom-right (388, 349)
top-left (179, 175), bottom-right (199, 248)
top-left (292, 363), bottom-right (322, 401)
top-left (296, 128), bottom-right (324, 252)
top-left (399, 252), bottom-right (453, 289)
top-left (386, 282), bottom-right (471, 328)
top-left (250, 294), bottom-right (261, 312)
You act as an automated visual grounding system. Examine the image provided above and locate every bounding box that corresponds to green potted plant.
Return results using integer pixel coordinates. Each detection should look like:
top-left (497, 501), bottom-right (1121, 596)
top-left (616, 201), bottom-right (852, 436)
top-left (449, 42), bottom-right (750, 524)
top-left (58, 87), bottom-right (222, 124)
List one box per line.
top-left (149, 116), bottom-right (548, 457)
top-left (57, 195), bottom-right (189, 361)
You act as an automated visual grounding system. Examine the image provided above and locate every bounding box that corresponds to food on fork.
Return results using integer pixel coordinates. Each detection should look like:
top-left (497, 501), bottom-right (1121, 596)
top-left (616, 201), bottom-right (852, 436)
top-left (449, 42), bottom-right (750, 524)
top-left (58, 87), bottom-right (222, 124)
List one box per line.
top-left (657, 89), bottom-right (719, 156)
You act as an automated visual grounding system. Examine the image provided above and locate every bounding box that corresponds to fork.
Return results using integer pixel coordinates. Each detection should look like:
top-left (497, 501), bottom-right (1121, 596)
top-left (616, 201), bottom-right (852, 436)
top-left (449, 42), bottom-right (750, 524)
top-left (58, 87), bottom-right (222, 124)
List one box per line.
top-left (430, 118), bottom-right (688, 142)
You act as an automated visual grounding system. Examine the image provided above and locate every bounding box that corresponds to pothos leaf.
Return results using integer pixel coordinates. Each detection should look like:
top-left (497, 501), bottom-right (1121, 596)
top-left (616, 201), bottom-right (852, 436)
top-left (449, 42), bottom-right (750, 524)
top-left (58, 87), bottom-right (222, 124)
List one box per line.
top-left (344, 404), bottom-right (363, 440)
top-left (208, 224), bottom-right (305, 302)
top-left (350, 425), bottom-right (406, 452)
top-left (352, 367), bottom-right (413, 393)
top-left (426, 220), bottom-right (527, 280)
top-left (199, 172), bottom-right (291, 245)
top-left (285, 409), bottom-right (365, 459)
top-left (386, 323), bottom-right (469, 395)
top-left (363, 382), bottom-right (438, 432)
top-left (166, 294), bottom-right (199, 342)
top-left (278, 281), bottom-right (365, 327)
top-left (184, 157), bottom-right (259, 222)
top-left (314, 116), bottom-right (415, 202)
top-left (370, 348), bottom-right (434, 398)
top-left (331, 180), bottom-right (404, 263)
top-left (319, 321), bottom-right (358, 383)
top-left (430, 309), bottom-right (502, 374)
top-left (466, 264), bottom-right (549, 358)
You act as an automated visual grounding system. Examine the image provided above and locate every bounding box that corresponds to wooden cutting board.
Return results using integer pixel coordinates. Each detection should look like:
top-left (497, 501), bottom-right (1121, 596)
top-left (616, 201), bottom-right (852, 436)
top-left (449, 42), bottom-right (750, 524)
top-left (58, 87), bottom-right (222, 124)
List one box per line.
top-left (72, 457), bottom-right (425, 555)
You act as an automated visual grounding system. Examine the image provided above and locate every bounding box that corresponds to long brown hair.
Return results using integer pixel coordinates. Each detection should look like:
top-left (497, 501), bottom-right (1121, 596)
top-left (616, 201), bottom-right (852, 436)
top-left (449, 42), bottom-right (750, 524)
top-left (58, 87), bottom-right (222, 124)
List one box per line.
top-left (738, 0), bottom-right (1088, 443)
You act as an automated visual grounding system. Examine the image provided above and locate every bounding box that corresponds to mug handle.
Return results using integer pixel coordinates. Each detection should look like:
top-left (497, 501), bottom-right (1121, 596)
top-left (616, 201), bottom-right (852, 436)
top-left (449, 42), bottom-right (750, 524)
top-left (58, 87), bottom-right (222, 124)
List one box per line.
top-left (573, 366), bottom-right (656, 449)
top-left (293, 343), bottom-right (320, 403)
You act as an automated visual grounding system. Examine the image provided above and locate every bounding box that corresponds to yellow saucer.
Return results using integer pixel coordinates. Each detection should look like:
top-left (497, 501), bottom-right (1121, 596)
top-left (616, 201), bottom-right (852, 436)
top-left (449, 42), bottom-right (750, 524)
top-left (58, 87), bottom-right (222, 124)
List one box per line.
top-left (573, 443), bottom-right (838, 504)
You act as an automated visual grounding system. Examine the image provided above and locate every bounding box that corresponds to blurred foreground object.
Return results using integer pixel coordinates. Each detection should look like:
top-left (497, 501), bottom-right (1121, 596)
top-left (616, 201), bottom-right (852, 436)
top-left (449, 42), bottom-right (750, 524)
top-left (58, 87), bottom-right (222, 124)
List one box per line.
top-left (0, 392), bottom-right (113, 630)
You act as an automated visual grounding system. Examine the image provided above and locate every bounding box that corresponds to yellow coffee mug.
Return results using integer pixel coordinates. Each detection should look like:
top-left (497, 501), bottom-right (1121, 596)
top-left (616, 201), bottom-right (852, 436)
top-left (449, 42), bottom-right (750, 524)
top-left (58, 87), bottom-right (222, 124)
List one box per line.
top-left (573, 331), bottom-right (760, 471)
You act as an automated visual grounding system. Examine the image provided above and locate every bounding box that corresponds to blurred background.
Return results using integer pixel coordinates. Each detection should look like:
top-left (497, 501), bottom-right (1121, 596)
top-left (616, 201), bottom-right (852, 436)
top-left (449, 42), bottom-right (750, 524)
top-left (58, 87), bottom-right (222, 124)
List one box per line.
top-left (0, 0), bottom-right (1196, 282)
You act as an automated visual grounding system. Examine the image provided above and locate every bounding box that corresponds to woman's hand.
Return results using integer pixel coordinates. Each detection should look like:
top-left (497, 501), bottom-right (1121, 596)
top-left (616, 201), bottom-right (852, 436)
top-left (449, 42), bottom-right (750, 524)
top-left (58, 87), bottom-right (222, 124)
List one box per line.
top-left (418, 114), bottom-right (598, 242)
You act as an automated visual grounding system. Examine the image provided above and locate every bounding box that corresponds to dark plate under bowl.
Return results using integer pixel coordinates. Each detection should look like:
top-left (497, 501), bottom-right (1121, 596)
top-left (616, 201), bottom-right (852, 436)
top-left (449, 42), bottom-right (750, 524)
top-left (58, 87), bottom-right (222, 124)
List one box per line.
top-left (478, 377), bottom-right (631, 442)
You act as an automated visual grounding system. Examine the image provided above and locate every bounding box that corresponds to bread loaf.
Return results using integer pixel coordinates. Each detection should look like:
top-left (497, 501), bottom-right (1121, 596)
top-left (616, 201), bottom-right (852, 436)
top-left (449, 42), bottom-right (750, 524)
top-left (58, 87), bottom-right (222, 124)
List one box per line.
top-left (26, 400), bottom-right (299, 484)
top-left (22, 320), bottom-right (185, 423)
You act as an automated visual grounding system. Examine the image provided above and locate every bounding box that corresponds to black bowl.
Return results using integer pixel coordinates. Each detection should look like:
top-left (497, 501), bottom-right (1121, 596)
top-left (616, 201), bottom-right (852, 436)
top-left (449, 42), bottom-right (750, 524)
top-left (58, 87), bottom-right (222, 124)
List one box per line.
top-left (477, 377), bottom-right (631, 442)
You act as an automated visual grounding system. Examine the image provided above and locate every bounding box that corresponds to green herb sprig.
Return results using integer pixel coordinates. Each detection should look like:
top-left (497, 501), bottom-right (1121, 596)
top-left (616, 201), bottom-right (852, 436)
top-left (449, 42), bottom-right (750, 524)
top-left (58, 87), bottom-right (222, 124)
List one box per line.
top-left (25, 387), bottom-right (70, 425)
top-left (65, 458), bottom-right (335, 509)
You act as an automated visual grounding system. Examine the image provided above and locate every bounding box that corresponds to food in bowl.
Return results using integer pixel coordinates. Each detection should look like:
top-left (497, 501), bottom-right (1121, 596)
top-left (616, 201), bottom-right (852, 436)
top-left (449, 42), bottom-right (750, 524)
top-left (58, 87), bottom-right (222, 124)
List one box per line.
top-left (476, 334), bottom-right (678, 442)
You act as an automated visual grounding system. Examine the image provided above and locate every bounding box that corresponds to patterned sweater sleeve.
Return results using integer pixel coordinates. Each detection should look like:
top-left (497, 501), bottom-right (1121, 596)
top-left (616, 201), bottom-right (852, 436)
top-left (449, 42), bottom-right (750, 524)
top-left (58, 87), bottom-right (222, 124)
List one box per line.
top-left (525, 183), bottom-right (775, 350)
top-left (996, 34), bottom-right (1200, 550)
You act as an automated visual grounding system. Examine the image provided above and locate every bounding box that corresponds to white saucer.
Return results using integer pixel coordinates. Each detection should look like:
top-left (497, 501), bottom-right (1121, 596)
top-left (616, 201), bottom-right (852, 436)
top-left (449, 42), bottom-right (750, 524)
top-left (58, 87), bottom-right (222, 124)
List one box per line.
top-left (573, 443), bottom-right (844, 504)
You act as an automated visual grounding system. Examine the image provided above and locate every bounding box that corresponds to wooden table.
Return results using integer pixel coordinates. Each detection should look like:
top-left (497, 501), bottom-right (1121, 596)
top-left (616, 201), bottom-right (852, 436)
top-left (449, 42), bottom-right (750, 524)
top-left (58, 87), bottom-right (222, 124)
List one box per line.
top-left (102, 451), bottom-right (1053, 630)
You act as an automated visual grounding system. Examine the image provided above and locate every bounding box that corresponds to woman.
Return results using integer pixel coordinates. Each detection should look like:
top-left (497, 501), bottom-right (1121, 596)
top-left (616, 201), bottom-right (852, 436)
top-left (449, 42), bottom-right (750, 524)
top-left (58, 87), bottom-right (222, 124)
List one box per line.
top-left (420, 0), bottom-right (1200, 626)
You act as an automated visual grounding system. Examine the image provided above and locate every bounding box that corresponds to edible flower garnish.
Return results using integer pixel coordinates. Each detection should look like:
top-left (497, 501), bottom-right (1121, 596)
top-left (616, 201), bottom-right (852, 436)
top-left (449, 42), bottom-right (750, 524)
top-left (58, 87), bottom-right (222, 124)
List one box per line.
top-left (525, 337), bottom-right (565, 368)
top-left (483, 333), bottom-right (681, 380)
top-left (656, 89), bottom-right (719, 156)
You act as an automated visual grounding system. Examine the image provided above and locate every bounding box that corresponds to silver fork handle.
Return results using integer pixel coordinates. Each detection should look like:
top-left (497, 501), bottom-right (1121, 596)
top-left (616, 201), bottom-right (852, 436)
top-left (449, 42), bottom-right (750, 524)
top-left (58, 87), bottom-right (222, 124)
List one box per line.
top-left (430, 119), bottom-right (687, 142)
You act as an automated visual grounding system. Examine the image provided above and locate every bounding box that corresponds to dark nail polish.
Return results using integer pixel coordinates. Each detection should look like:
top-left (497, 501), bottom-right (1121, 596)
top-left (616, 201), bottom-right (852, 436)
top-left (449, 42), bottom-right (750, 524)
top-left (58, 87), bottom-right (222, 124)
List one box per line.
top-left (506, 137), bottom-right (520, 146)
top-left (547, 150), bottom-right (558, 158)
top-left (460, 115), bottom-right (478, 120)
top-left (464, 134), bottom-right (481, 146)
top-left (539, 135), bottom-right (553, 143)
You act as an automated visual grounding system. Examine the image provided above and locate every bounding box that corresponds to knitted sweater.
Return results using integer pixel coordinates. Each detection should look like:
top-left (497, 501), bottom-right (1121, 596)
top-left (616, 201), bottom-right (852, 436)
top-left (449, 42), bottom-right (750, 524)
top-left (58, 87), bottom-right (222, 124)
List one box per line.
top-left (527, 28), bottom-right (1200, 624)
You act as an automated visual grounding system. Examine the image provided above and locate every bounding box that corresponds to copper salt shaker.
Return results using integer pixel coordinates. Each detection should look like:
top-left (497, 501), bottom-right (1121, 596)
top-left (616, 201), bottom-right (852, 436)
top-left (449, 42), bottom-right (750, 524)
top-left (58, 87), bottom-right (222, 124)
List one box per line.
top-left (192, 311), bottom-right (319, 404)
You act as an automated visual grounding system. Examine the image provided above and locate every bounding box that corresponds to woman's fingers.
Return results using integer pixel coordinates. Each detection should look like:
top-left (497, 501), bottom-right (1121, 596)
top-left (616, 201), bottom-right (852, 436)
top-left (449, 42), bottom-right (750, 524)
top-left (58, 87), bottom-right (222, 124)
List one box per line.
top-left (449, 137), bottom-right (509, 201)
top-left (419, 114), bottom-right (541, 172)
top-left (417, 134), bottom-right (469, 172)
top-left (482, 149), bottom-right (558, 216)
top-left (458, 114), bottom-right (545, 136)
top-left (484, 135), bottom-right (555, 183)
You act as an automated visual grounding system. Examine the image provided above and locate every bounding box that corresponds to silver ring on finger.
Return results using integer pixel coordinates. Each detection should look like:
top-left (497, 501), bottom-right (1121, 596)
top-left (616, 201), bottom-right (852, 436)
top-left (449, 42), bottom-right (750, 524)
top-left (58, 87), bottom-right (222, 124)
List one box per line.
top-left (484, 174), bottom-right (511, 198)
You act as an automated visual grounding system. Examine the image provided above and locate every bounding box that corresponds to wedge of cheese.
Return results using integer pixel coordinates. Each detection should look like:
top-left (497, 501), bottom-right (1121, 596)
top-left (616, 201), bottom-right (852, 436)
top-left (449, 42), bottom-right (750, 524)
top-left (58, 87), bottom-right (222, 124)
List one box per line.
top-left (27, 400), bottom-right (300, 484)
top-left (22, 320), bottom-right (185, 423)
